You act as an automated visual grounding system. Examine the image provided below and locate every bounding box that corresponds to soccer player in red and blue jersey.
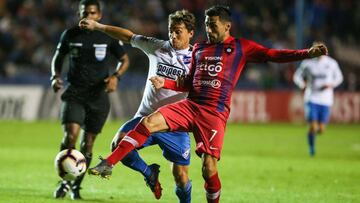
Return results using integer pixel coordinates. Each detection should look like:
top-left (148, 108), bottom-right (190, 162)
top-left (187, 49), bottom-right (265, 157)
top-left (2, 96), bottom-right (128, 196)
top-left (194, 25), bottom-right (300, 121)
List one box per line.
top-left (88, 5), bottom-right (327, 203)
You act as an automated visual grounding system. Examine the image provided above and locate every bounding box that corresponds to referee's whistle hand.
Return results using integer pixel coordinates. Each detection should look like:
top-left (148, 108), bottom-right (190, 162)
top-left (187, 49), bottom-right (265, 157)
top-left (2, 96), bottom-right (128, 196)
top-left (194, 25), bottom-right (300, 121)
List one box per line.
top-left (79, 19), bottom-right (96, 31)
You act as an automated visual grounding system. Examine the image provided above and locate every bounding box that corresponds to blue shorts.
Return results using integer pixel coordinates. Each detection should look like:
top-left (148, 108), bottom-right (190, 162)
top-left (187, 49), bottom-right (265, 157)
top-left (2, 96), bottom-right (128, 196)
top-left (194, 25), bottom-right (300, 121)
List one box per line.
top-left (118, 117), bottom-right (190, 166)
top-left (305, 102), bottom-right (330, 124)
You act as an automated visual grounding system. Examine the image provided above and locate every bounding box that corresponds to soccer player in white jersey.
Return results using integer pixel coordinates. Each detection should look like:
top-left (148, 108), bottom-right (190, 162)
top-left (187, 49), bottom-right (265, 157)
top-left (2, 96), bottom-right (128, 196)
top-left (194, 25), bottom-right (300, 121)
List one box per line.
top-left (293, 52), bottom-right (343, 156)
top-left (79, 10), bottom-right (195, 202)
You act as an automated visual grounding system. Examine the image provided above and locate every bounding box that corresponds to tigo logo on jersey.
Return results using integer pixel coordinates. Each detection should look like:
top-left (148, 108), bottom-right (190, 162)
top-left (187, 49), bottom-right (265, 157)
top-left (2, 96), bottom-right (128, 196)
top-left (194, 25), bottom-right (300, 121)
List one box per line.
top-left (156, 62), bottom-right (185, 80)
top-left (198, 61), bottom-right (223, 76)
top-left (93, 44), bottom-right (107, 61)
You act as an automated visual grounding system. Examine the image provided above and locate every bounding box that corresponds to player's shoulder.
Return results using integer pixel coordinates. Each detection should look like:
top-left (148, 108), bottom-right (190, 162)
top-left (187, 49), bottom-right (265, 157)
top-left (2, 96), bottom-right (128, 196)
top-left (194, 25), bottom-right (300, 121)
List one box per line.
top-left (299, 58), bottom-right (313, 67)
top-left (60, 26), bottom-right (84, 39)
top-left (65, 26), bottom-right (82, 35)
top-left (321, 55), bottom-right (337, 63)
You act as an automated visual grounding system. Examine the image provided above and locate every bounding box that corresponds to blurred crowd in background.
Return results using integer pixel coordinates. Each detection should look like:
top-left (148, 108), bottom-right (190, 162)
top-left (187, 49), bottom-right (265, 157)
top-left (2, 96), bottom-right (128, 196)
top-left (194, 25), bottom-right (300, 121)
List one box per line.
top-left (0, 0), bottom-right (359, 90)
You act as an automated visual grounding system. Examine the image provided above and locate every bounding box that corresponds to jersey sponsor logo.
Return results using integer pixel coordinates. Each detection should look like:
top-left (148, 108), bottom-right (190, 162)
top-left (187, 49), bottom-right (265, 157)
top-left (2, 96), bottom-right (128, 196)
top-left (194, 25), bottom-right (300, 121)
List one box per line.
top-left (197, 61), bottom-right (223, 76)
top-left (312, 73), bottom-right (327, 79)
top-left (198, 79), bottom-right (221, 88)
top-left (156, 62), bottom-right (185, 80)
top-left (205, 56), bottom-right (222, 61)
top-left (93, 44), bottom-right (107, 61)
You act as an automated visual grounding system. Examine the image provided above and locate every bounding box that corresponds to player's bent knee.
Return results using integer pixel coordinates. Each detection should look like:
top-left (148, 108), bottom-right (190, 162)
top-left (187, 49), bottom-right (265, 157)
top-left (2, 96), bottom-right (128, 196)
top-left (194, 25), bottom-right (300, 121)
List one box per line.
top-left (202, 164), bottom-right (217, 179)
top-left (110, 132), bottom-right (125, 151)
top-left (141, 113), bottom-right (166, 132)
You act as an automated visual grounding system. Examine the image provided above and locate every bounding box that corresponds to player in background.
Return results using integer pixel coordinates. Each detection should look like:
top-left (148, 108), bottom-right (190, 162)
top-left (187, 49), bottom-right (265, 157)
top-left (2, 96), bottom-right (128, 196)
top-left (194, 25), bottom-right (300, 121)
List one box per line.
top-left (87, 5), bottom-right (327, 203)
top-left (79, 10), bottom-right (195, 202)
top-left (50, 0), bottom-right (129, 199)
top-left (293, 53), bottom-right (343, 156)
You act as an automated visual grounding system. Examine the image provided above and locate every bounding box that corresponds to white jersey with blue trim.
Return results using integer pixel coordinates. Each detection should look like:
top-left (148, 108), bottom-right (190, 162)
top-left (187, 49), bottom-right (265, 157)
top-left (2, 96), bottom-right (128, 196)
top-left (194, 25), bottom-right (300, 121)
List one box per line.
top-left (130, 34), bottom-right (192, 117)
top-left (293, 55), bottom-right (343, 106)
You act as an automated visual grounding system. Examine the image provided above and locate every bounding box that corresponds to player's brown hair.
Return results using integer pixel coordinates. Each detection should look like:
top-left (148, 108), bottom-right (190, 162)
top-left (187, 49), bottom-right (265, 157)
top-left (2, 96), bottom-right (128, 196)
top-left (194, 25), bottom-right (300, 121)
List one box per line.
top-left (168, 10), bottom-right (196, 32)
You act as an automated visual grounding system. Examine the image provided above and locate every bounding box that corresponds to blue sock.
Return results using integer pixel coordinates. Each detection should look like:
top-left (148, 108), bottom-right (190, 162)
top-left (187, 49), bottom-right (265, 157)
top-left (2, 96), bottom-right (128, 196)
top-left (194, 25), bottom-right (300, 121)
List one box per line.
top-left (175, 181), bottom-right (192, 203)
top-left (121, 150), bottom-right (152, 178)
top-left (307, 132), bottom-right (316, 156)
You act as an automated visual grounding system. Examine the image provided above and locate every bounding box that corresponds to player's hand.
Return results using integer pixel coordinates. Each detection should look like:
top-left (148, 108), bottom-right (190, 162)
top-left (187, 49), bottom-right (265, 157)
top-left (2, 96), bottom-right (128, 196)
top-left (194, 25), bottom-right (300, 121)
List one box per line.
top-left (301, 84), bottom-right (307, 91)
top-left (51, 78), bottom-right (63, 93)
top-left (149, 76), bottom-right (165, 89)
top-left (79, 19), bottom-right (99, 31)
top-left (176, 75), bottom-right (187, 87)
top-left (104, 75), bottom-right (118, 93)
top-left (319, 84), bottom-right (332, 91)
top-left (308, 43), bottom-right (328, 58)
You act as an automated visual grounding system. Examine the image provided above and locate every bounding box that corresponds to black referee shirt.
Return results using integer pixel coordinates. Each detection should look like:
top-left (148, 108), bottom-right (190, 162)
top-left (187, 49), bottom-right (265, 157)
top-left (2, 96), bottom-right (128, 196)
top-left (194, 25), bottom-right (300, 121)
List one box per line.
top-left (57, 26), bottom-right (125, 88)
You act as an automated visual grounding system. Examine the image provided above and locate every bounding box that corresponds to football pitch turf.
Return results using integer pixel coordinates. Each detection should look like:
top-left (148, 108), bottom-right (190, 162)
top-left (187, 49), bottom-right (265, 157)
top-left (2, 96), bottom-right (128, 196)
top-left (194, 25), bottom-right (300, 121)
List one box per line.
top-left (0, 121), bottom-right (359, 203)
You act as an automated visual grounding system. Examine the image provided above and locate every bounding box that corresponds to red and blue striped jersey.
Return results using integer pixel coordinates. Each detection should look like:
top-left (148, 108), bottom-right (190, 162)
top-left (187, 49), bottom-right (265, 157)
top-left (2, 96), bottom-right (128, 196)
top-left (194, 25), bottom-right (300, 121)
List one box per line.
top-left (164, 36), bottom-right (309, 117)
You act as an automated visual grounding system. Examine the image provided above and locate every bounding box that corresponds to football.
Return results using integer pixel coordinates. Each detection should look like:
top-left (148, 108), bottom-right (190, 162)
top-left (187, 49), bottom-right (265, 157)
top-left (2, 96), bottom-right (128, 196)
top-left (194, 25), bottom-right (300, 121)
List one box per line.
top-left (54, 149), bottom-right (87, 181)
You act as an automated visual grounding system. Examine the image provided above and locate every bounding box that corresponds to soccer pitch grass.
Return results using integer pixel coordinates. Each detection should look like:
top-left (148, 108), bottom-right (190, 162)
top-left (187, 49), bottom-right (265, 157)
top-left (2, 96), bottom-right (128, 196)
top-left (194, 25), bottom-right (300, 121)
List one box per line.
top-left (0, 121), bottom-right (359, 203)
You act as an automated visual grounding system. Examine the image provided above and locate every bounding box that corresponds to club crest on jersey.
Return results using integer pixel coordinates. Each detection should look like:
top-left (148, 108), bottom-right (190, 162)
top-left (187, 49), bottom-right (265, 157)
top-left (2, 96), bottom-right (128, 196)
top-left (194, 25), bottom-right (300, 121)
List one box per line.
top-left (183, 55), bottom-right (191, 65)
top-left (156, 62), bottom-right (185, 80)
top-left (93, 44), bottom-right (107, 61)
top-left (225, 46), bottom-right (233, 54)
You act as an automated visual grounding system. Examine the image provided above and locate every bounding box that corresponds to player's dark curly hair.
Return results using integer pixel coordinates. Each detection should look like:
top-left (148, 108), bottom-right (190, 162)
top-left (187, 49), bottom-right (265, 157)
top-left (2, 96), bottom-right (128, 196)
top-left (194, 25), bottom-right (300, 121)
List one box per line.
top-left (79, 0), bottom-right (101, 11)
top-left (205, 5), bottom-right (232, 22)
top-left (168, 10), bottom-right (196, 32)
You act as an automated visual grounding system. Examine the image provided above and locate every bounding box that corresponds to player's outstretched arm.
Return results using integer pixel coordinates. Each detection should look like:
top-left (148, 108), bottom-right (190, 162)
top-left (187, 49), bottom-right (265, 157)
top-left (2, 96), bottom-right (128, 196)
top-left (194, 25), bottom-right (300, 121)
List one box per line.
top-left (244, 39), bottom-right (328, 63)
top-left (79, 19), bottom-right (134, 43)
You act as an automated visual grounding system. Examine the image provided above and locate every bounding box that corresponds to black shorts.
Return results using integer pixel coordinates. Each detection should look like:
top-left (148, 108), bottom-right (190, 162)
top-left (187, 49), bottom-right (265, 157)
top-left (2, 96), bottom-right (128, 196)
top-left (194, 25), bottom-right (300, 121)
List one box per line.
top-left (60, 86), bottom-right (110, 134)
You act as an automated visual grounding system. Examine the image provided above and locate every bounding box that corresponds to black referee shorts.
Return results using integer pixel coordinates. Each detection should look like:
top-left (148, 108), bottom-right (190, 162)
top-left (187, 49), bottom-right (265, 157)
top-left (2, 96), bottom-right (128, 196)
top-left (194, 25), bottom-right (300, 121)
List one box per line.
top-left (60, 90), bottom-right (110, 134)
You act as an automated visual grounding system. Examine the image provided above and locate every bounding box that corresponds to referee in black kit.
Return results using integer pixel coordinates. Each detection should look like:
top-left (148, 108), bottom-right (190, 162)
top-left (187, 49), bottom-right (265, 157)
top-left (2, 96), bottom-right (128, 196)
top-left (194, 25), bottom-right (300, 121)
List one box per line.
top-left (50, 0), bottom-right (129, 199)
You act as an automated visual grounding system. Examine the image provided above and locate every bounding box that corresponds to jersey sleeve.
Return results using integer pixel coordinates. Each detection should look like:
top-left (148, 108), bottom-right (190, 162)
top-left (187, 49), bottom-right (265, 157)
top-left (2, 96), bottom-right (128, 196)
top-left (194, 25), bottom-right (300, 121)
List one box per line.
top-left (331, 60), bottom-right (343, 88)
top-left (56, 29), bottom-right (70, 54)
top-left (242, 38), bottom-right (309, 63)
top-left (293, 61), bottom-right (307, 89)
top-left (163, 78), bottom-right (191, 92)
top-left (130, 34), bottom-right (165, 54)
top-left (109, 39), bottom-right (126, 58)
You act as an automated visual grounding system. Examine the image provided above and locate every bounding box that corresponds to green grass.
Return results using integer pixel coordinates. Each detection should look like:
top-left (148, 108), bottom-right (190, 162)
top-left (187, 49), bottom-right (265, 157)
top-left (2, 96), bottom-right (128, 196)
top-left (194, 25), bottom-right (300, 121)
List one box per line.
top-left (0, 121), bottom-right (359, 203)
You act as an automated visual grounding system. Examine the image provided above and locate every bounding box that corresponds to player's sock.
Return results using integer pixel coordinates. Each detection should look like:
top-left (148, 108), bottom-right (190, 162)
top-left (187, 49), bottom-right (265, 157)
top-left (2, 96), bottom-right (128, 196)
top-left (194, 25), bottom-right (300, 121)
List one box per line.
top-left (69, 152), bottom-right (92, 200)
top-left (72, 152), bottom-right (92, 189)
top-left (107, 123), bottom-right (151, 165)
top-left (308, 132), bottom-right (316, 156)
top-left (121, 150), bottom-right (151, 177)
top-left (175, 181), bottom-right (192, 203)
top-left (204, 173), bottom-right (221, 203)
top-left (60, 143), bottom-right (67, 151)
